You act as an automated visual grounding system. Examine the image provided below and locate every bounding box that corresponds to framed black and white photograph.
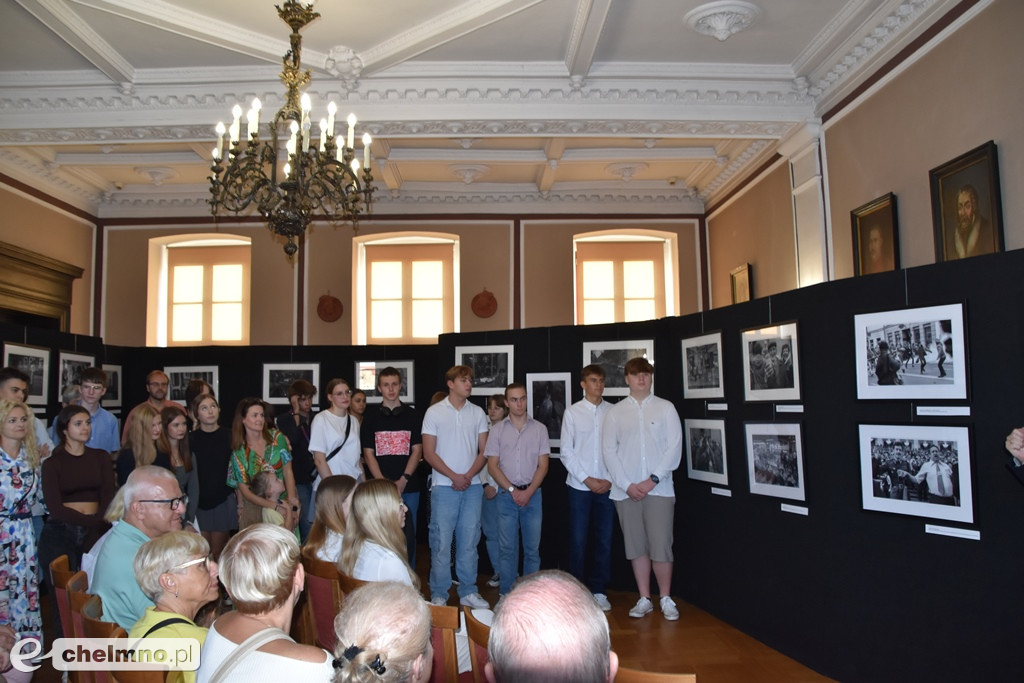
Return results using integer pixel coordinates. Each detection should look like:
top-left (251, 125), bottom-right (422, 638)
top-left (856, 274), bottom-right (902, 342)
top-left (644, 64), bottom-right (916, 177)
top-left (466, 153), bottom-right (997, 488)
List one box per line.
top-left (581, 339), bottom-right (654, 397)
top-left (263, 363), bottom-right (321, 405)
top-left (685, 418), bottom-right (728, 486)
top-left (526, 372), bottom-right (570, 450)
top-left (102, 363), bottom-right (122, 408)
top-left (741, 323), bottom-right (800, 402)
top-left (854, 303), bottom-right (966, 400)
top-left (59, 351), bottom-right (95, 397)
top-left (745, 422), bottom-right (805, 501)
top-left (355, 360), bottom-right (415, 404)
top-left (455, 345), bottom-right (513, 396)
top-left (2, 343), bottom-right (49, 406)
top-left (929, 140), bottom-right (1003, 262)
top-left (681, 333), bottom-right (724, 399)
top-left (858, 424), bottom-right (973, 524)
top-left (165, 365), bottom-right (219, 406)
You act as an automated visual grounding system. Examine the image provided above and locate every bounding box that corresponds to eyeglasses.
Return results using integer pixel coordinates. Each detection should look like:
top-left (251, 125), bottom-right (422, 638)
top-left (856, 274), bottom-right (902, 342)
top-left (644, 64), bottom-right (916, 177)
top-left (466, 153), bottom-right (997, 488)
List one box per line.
top-left (138, 494), bottom-right (189, 512)
top-left (171, 555), bottom-right (212, 572)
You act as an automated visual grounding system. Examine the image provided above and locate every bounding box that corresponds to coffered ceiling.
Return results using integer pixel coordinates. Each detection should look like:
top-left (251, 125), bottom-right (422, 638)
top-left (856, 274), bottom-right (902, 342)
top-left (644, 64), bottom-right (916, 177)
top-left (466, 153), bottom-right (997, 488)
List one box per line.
top-left (0, 0), bottom-right (960, 219)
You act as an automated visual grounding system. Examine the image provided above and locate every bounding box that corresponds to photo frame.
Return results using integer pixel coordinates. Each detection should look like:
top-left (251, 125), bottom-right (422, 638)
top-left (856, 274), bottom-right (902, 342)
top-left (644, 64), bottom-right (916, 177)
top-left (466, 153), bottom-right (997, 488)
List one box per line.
top-left (930, 140), bottom-right (1003, 262)
top-left (741, 323), bottom-right (800, 402)
top-left (581, 339), bottom-right (654, 397)
top-left (730, 263), bottom-right (751, 304)
top-left (2, 343), bottom-right (49, 405)
top-left (854, 303), bottom-right (966, 400)
top-left (455, 345), bottom-right (514, 396)
top-left (685, 418), bottom-right (728, 486)
top-left (58, 351), bottom-right (95, 398)
top-left (101, 363), bottom-right (122, 408)
top-left (745, 422), bottom-right (805, 501)
top-left (526, 372), bottom-right (570, 450)
top-left (354, 360), bottom-right (415, 404)
top-left (858, 424), bottom-right (973, 524)
top-left (852, 192), bottom-right (900, 276)
top-left (164, 365), bottom-right (220, 406)
top-left (263, 363), bottom-right (321, 404)
top-left (681, 332), bottom-right (724, 399)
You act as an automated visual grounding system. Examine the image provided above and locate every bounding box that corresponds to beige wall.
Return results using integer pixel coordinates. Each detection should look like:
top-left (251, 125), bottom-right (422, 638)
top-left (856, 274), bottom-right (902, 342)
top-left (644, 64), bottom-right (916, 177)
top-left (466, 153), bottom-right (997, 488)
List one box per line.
top-left (826, 0), bottom-right (1024, 277)
top-left (706, 163), bottom-right (796, 308)
top-left (0, 186), bottom-right (95, 334)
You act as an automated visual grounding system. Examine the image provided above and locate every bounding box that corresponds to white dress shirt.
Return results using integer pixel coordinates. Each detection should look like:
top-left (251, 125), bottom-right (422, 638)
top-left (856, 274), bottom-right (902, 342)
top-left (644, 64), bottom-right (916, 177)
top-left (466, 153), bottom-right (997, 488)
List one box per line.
top-left (601, 393), bottom-right (682, 501)
top-left (560, 398), bottom-right (611, 491)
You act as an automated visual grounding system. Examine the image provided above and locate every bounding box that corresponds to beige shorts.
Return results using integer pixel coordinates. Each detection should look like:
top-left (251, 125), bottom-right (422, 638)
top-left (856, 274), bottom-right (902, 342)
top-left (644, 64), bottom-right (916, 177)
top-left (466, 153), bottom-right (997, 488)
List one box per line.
top-left (614, 495), bottom-right (675, 562)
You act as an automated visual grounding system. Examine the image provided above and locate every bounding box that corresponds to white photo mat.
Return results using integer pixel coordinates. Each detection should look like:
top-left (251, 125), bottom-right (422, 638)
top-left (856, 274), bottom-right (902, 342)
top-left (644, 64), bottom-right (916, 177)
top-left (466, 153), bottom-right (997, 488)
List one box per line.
top-left (526, 371), bottom-right (571, 451)
top-left (455, 345), bottom-right (514, 396)
top-left (581, 339), bottom-right (654, 397)
top-left (354, 360), bottom-right (415, 404)
top-left (741, 323), bottom-right (800, 402)
top-left (745, 422), bottom-right (805, 501)
top-left (263, 363), bottom-right (321, 404)
top-left (681, 332), bottom-right (724, 399)
top-left (685, 418), bottom-right (728, 486)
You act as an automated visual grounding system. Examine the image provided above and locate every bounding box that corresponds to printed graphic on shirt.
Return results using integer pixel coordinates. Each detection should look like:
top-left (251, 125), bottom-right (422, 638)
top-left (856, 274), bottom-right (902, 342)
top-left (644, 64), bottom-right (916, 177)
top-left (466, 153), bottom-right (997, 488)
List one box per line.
top-left (375, 431), bottom-right (412, 456)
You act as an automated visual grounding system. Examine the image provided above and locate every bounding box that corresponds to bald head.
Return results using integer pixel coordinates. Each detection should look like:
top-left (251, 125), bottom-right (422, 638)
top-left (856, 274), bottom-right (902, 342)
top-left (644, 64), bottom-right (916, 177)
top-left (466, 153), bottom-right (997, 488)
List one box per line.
top-left (486, 571), bottom-right (617, 683)
top-left (123, 465), bottom-right (184, 538)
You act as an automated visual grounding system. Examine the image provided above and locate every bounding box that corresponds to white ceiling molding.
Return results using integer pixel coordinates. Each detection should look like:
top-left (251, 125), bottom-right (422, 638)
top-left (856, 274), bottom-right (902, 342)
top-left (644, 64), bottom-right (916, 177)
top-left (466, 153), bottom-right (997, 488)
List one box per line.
top-left (565, 0), bottom-right (614, 86)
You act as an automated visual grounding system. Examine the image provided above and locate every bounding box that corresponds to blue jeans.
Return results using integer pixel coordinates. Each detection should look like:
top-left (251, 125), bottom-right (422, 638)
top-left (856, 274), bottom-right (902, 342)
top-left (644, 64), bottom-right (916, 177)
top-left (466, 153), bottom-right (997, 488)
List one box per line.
top-left (480, 492), bottom-right (501, 576)
top-left (497, 488), bottom-right (543, 595)
top-left (566, 486), bottom-right (614, 594)
top-left (402, 491), bottom-right (420, 568)
top-left (296, 482), bottom-right (313, 543)
top-left (429, 484), bottom-right (483, 600)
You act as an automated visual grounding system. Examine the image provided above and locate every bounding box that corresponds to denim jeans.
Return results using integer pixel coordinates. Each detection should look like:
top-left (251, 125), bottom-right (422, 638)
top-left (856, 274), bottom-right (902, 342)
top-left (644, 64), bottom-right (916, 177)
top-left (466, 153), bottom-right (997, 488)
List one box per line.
top-left (402, 491), bottom-right (420, 568)
top-left (566, 486), bottom-right (614, 594)
top-left (480, 493), bottom-right (501, 575)
top-left (497, 488), bottom-right (542, 595)
top-left (428, 484), bottom-right (483, 600)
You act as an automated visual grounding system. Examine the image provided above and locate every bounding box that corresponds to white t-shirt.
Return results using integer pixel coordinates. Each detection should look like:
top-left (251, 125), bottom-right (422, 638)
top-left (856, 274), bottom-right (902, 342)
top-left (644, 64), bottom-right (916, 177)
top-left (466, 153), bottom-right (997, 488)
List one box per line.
top-left (315, 530), bottom-right (344, 564)
top-left (352, 540), bottom-right (413, 585)
top-left (308, 410), bottom-right (362, 490)
top-left (197, 623), bottom-right (334, 683)
top-left (420, 397), bottom-right (489, 488)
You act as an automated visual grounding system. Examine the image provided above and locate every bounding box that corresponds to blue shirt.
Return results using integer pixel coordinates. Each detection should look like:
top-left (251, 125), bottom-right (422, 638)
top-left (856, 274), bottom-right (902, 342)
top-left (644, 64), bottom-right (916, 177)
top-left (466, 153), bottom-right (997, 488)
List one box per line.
top-left (91, 521), bottom-right (153, 630)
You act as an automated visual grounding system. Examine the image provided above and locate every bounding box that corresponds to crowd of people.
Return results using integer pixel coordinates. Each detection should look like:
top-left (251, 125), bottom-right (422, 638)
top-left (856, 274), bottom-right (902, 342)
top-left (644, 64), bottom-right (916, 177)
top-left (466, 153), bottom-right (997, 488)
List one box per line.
top-left (0, 356), bottom-right (685, 682)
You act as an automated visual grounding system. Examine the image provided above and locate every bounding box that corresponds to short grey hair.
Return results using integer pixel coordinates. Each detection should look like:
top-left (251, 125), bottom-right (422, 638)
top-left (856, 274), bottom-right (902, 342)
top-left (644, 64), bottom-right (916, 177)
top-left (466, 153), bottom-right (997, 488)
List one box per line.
top-left (122, 465), bottom-right (178, 507)
top-left (218, 523), bottom-right (299, 614)
top-left (488, 570), bottom-right (612, 683)
top-left (133, 531), bottom-right (210, 602)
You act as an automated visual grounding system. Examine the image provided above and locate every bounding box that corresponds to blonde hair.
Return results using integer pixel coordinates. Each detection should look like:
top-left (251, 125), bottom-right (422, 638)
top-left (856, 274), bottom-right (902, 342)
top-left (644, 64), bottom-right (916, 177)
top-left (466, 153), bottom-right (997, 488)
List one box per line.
top-left (105, 487), bottom-right (126, 522)
top-left (303, 475), bottom-right (357, 562)
top-left (219, 523), bottom-right (299, 614)
top-left (338, 479), bottom-right (417, 589)
top-left (251, 470), bottom-right (281, 500)
top-left (134, 531), bottom-right (210, 602)
top-left (123, 403), bottom-right (160, 468)
top-left (0, 400), bottom-right (40, 468)
top-left (332, 582), bottom-right (431, 683)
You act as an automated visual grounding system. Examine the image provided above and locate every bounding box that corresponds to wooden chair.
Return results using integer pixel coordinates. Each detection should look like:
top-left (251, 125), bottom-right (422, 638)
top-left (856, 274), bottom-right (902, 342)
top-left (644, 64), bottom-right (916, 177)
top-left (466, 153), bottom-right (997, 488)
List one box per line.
top-left (80, 595), bottom-right (128, 683)
top-left (463, 606), bottom-right (490, 683)
top-left (336, 568), bottom-right (369, 595)
top-left (427, 602), bottom-right (460, 683)
top-left (50, 554), bottom-right (76, 640)
top-left (301, 556), bottom-right (347, 652)
top-left (615, 668), bottom-right (697, 683)
top-left (67, 570), bottom-right (95, 683)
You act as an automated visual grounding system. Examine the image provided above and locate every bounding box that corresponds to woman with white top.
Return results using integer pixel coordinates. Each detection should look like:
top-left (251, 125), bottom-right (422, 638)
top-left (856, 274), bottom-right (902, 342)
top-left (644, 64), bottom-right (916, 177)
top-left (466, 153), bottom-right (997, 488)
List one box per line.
top-left (309, 379), bottom-right (363, 516)
top-left (301, 475), bottom-right (357, 564)
top-left (337, 479), bottom-right (417, 587)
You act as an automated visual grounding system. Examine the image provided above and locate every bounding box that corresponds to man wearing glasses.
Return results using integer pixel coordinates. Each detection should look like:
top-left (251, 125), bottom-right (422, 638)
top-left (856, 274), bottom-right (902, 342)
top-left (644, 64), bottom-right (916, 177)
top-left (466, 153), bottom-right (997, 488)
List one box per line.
top-left (121, 369), bottom-right (185, 441)
top-left (91, 466), bottom-right (186, 629)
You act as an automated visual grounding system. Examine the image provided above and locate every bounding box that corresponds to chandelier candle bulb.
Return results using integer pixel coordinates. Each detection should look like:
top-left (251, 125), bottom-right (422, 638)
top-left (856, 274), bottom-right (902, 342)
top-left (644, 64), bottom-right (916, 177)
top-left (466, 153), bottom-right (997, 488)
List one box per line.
top-left (302, 117), bottom-right (311, 152)
top-left (362, 133), bottom-right (371, 170)
top-left (215, 122), bottom-right (225, 159)
top-left (229, 104), bottom-right (242, 144)
top-left (319, 119), bottom-right (327, 152)
top-left (246, 108), bottom-right (257, 139)
top-left (327, 101), bottom-right (337, 138)
top-left (347, 113), bottom-right (356, 149)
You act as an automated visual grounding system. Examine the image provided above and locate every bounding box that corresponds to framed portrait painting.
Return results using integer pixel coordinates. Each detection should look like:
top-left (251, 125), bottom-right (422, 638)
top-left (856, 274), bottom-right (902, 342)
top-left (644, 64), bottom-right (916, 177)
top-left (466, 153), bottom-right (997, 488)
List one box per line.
top-left (740, 323), bottom-right (800, 402)
top-left (854, 303), bottom-right (966, 400)
top-left (354, 360), bottom-right (415, 404)
top-left (526, 372), bottom-right (570, 450)
top-left (681, 333), bottom-right (724, 399)
top-left (745, 422), bottom-right (805, 502)
top-left (858, 424), bottom-right (973, 524)
top-left (164, 366), bottom-right (220, 406)
top-left (581, 339), bottom-right (654, 397)
top-left (852, 192), bottom-right (900, 276)
top-left (930, 140), bottom-right (1003, 262)
top-left (263, 363), bottom-right (321, 404)
top-left (3, 343), bottom-right (49, 406)
top-left (685, 418), bottom-right (728, 486)
top-left (455, 345), bottom-right (513, 396)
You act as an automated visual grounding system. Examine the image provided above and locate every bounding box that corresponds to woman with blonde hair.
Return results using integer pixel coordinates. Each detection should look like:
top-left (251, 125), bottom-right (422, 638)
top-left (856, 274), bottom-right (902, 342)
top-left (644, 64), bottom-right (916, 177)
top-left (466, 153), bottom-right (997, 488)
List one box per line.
top-left (338, 479), bottom-right (417, 587)
top-left (332, 582), bottom-right (431, 683)
top-left (197, 524), bottom-right (333, 682)
top-left (302, 475), bottom-right (357, 563)
top-left (116, 402), bottom-right (168, 486)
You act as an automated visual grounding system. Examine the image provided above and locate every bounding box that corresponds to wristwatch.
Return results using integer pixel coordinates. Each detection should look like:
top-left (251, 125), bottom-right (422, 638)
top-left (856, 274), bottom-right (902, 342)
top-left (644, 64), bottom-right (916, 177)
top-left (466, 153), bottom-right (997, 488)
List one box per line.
top-left (507, 485), bottom-right (515, 493)
top-left (402, 473), bottom-right (412, 481)
top-left (650, 474), bottom-right (660, 484)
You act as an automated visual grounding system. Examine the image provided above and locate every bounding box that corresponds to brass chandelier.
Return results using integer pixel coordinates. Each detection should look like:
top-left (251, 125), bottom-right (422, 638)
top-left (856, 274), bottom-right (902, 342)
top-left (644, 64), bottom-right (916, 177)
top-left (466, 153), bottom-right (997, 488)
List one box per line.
top-left (208, 1), bottom-right (374, 256)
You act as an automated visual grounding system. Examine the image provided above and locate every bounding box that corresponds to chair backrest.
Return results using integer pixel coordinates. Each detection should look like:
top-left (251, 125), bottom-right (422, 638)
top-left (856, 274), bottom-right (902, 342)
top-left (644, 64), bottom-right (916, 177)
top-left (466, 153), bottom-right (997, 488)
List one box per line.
top-left (463, 606), bottom-right (490, 683)
top-left (336, 568), bottom-right (369, 595)
top-left (301, 556), bottom-right (346, 652)
top-left (614, 668), bottom-right (697, 683)
top-left (50, 554), bottom-right (75, 641)
top-left (81, 595), bottom-right (128, 683)
top-left (111, 667), bottom-right (169, 683)
top-left (67, 571), bottom-right (95, 683)
top-left (427, 602), bottom-right (459, 683)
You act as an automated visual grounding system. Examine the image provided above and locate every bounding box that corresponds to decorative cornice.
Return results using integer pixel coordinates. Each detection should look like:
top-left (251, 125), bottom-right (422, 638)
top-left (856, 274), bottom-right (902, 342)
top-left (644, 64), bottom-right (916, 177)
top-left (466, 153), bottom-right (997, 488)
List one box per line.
top-left (698, 139), bottom-right (772, 198)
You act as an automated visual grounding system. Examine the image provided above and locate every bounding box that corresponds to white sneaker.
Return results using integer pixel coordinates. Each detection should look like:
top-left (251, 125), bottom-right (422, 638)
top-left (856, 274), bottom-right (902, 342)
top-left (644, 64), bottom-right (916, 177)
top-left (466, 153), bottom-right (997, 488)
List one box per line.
top-left (628, 596), bottom-right (653, 618)
top-left (460, 592), bottom-right (490, 609)
top-left (430, 596), bottom-right (448, 606)
top-left (487, 574), bottom-right (501, 588)
top-left (660, 596), bottom-right (679, 621)
top-left (593, 593), bottom-right (612, 612)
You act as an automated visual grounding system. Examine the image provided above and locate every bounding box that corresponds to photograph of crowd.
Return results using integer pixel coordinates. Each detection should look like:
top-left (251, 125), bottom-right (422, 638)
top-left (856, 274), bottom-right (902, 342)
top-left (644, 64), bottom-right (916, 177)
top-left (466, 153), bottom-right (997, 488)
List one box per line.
top-left (456, 345), bottom-right (513, 396)
top-left (859, 424), bottom-right (973, 523)
top-left (745, 422), bottom-right (805, 501)
top-left (263, 362), bottom-right (320, 404)
top-left (582, 339), bottom-right (654, 396)
top-left (685, 418), bottom-right (728, 486)
top-left (682, 333), bottom-right (724, 399)
top-left (165, 365), bottom-right (218, 404)
top-left (741, 323), bottom-right (800, 402)
top-left (3, 343), bottom-right (48, 405)
top-left (59, 351), bottom-right (94, 396)
top-left (854, 303), bottom-right (966, 400)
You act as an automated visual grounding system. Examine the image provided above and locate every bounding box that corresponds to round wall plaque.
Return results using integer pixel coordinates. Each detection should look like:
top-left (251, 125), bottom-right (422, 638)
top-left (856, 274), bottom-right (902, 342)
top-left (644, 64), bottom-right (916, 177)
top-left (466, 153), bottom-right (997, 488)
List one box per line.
top-left (317, 293), bottom-right (344, 322)
top-left (471, 288), bottom-right (498, 318)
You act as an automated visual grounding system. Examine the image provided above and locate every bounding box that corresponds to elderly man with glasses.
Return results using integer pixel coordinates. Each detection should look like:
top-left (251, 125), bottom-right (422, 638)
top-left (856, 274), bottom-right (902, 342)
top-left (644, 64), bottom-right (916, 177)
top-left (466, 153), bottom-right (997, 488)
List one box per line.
top-left (91, 465), bottom-right (187, 629)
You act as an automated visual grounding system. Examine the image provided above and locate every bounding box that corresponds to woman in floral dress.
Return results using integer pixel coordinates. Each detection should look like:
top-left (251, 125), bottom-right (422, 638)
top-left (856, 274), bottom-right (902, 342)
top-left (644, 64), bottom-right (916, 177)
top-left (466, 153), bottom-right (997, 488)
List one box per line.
top-left (227, 398), bottom-right (298, 531)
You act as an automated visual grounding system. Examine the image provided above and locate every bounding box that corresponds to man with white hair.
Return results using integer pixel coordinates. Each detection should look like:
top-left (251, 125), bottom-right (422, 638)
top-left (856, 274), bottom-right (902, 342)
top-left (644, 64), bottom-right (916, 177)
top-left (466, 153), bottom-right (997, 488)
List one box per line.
top-left (91, 465), bottom-right (186, 629)
top-left (486, 570), bottom-right (618, 683)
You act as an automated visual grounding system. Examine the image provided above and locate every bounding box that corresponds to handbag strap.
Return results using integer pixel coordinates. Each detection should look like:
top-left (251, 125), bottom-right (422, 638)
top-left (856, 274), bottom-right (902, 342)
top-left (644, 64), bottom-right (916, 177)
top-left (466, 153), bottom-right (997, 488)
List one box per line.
top-left (208, 626), bottom-right (290, 683)
top-left (140, 617), bottom-right (192, 639)
top-left (323, 415), bottom-right (352, 465)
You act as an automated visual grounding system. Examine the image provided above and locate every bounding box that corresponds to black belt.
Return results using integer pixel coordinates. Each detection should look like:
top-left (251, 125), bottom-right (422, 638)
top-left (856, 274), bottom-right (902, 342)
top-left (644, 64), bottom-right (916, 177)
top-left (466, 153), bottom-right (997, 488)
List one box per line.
top-left (511, 484), bottom-right (529, 490)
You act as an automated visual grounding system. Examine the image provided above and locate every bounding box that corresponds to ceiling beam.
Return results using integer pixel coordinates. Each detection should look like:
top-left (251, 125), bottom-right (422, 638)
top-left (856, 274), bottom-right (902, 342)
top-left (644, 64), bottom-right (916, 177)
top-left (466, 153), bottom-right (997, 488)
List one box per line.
top-left (16, 0), bottom-right (135, 86)
top-left (564, 0), bottom-right (613, 84)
